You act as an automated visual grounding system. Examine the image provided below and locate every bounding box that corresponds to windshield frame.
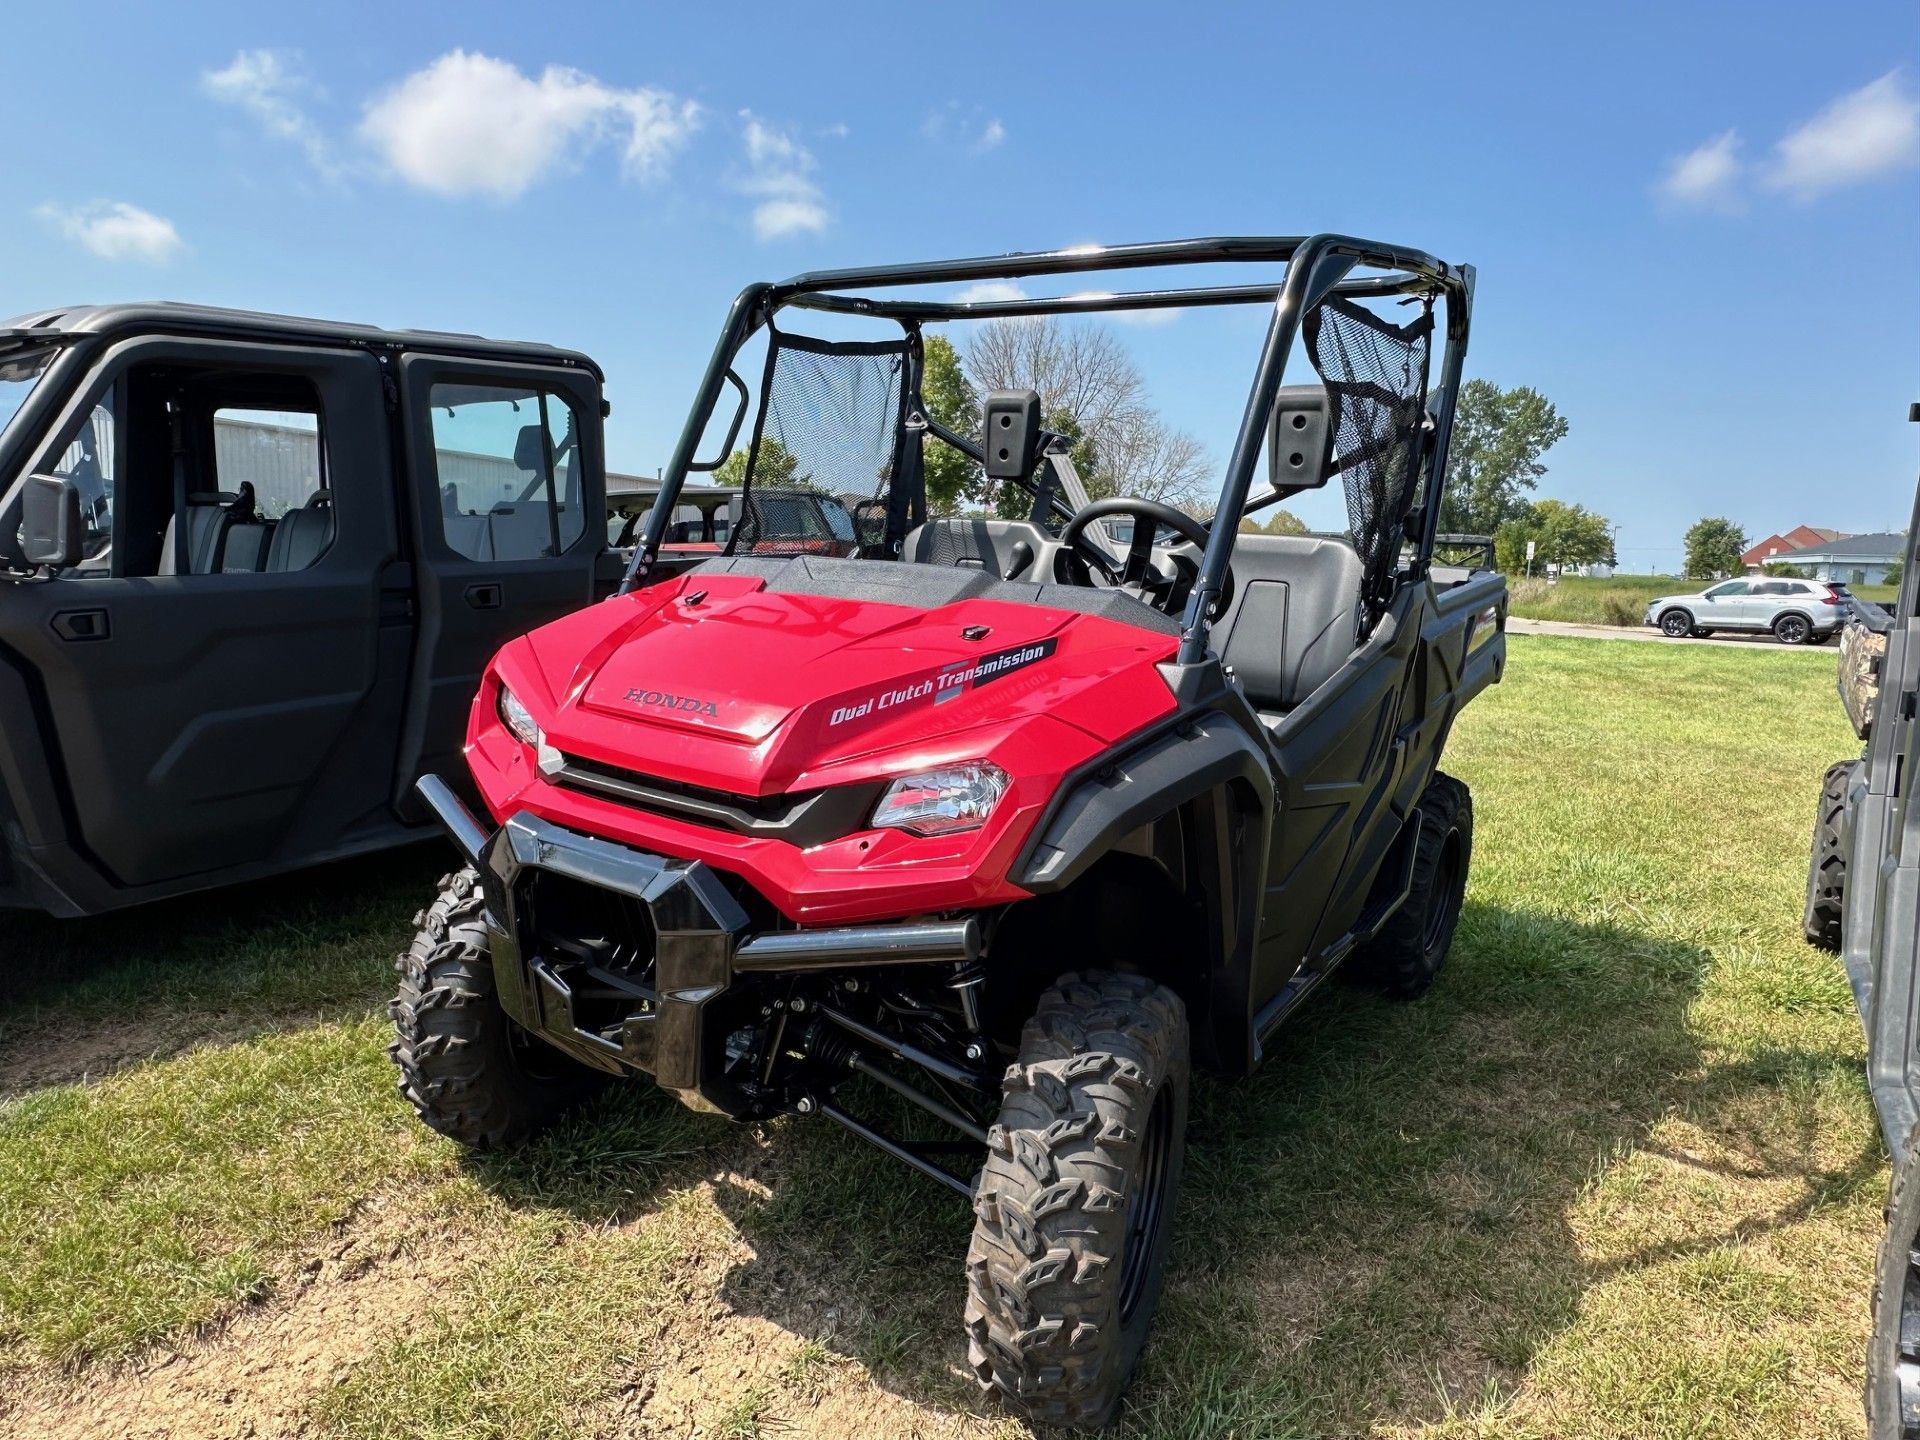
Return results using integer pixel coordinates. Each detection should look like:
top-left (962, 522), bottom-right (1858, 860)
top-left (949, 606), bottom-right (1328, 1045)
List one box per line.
top-left (623, 235), bottom-right (1473, 665)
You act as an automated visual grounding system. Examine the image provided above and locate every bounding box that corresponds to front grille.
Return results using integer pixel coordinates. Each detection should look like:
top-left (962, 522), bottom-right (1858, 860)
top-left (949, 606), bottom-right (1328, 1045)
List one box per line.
top-left (550, 751), bottom-right (883, 848)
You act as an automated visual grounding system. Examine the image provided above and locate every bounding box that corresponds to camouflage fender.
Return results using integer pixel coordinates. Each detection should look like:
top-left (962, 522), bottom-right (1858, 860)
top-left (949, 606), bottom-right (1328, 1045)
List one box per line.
top-left (1839, 620), bottom-right (1887, 740)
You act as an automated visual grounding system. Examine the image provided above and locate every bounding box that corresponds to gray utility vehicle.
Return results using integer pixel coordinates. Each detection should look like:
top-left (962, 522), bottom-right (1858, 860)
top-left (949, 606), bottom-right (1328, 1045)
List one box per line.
top-left (392, 233), bottom-right (1508, 1426)
top-left (0, 303), bottom-right (627, 917)
top-left (1802, 404), bottom-right (1920, 1438)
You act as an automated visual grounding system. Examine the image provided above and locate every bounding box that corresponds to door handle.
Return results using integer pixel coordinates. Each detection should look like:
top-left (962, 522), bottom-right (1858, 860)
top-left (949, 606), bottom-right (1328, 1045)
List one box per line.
top-left (51, 608), bottom-right (110, 642)
top-left (465, 582), bottom-right (503, 610)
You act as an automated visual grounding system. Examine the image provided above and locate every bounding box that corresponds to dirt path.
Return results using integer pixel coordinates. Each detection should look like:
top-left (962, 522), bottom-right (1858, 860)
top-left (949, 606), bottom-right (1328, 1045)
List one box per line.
top-left (3, 1203), bottom-right (496, 1440)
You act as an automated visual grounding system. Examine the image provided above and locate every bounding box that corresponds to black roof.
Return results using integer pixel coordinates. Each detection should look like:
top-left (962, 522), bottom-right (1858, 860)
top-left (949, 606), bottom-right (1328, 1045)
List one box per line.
top-left (0, 301), bottom-right (601, 377)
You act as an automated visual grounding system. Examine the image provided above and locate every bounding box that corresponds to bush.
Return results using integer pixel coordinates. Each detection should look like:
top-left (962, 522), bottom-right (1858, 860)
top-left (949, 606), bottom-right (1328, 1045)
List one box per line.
top-left (1509, 577), bottom-right (1550, 608)
top-left (1600, 592), bottom-right (1641, 627)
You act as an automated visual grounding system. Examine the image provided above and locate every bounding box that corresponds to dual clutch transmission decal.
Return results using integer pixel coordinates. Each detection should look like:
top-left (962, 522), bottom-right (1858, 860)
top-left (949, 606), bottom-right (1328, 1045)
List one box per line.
top-left (822, 638), bottom-right (1058, 734)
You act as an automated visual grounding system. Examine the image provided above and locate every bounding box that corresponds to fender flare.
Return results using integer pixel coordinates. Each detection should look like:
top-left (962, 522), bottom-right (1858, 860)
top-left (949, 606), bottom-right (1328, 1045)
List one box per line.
top-left (1014, 712), bottom-right (1274, 894)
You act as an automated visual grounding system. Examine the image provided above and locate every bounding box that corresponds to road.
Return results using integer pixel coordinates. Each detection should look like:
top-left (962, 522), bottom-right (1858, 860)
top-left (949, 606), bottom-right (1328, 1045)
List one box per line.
top-left (1506, 617), bottom-right (1833, 650)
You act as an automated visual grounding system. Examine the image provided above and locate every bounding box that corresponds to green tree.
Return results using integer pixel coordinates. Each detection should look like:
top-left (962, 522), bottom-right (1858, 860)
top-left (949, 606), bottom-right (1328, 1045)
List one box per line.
top-left (1683, 516), bottom-right (1747, 579)
top-left (1761, 561), bottom-right (1808, 578)
top-left (1238, 508), bottom-right (1307, 536)
top-left (1493, 499), bottom-right (1614, 573)
top-left (1883, 559), bottom-right (1905, 589)
top-left (1439, 380), bottom-right (1570, 535)
top-left (1531, 499), bottom-right (1616, 567)
top-left (920, 334), bottom-right (981, 514)
top-left (710, 437), bottom-right (805, 489)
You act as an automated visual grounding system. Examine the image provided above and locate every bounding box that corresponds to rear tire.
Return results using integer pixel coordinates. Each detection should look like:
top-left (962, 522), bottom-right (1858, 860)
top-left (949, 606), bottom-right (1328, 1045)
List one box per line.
top-left (389, 867), bottom-right (607, 1149)
top-left (1348, 772), bottom-right (1473, 999)
top-left (1803, 758), bottom-right (1858, 951)
top-left (1690, 627), bottom-right (1714, 639)
top-left (965, 971), bottom-right (1189, 1429)
top-left (1868, 1133), bottom-right (1920, 1439)
top-left (1774, 612), bottom-right (1813, 645)
top-left (1659, 608), bottom-right (1694, 638)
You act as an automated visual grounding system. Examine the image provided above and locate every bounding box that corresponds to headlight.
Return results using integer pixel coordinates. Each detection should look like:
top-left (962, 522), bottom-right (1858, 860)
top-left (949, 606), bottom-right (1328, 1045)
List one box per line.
top-left (870, 763), bottom-right (1009, 837)
top-left (497, 685), bottom-right (541, 748)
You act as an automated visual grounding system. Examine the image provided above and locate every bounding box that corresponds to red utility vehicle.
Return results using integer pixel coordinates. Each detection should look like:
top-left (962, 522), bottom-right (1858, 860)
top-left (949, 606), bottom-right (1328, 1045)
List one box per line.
top-left (394, 235), bottom-right (1507, 1426)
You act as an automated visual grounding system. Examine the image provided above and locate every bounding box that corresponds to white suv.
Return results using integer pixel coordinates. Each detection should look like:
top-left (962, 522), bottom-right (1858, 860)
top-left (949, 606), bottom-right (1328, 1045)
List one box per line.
top-left (1644, 577), bottom-right (1848, 644)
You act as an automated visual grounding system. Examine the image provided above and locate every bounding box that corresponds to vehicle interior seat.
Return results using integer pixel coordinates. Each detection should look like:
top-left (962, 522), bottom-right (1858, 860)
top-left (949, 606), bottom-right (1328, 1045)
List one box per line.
top-left (266, 490), bottom-right (334, 571)
top-left (903, 517), bottom-right (1049, 580)
top-left (157, 489), bottom-right (241, 576)
top-left (1210, 533), bottom-right (1365, 719)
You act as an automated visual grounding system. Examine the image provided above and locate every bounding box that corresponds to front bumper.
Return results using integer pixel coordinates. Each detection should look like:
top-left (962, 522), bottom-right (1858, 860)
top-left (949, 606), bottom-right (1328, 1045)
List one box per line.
top-left (416, 775), bottom-right (979, 1117)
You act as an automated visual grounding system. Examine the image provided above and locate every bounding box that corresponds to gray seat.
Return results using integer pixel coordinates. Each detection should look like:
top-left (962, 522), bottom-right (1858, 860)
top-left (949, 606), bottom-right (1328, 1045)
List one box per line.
top-left (157, 490), bottom-right (239, 576)
top-left (220, 522), bottom-right (270, 571)
top-left (903, 517), bottom-right (1047, 580)
top-left (266, 493), bottom-right (333, 571)
top-left (1212, 533), bottom-right (1364, 714)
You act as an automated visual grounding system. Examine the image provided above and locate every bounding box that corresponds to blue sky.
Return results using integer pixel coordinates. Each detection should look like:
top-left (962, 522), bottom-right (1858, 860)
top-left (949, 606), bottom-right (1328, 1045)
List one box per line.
top-left (4, 1), bottom-right (1916, 571)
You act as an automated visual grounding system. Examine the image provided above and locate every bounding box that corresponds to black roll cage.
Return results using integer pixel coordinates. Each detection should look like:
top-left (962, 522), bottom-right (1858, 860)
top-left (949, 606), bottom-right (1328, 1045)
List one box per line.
top-left (621, 234), bottom-right (1474, 666)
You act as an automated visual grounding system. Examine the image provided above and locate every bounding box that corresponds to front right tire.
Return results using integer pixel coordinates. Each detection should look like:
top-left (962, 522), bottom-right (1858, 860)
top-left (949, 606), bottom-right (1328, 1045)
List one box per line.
top-left (965, 971), bottom-right (1189, 1429)
top-left (389, 867), bottom-right (606, 1149)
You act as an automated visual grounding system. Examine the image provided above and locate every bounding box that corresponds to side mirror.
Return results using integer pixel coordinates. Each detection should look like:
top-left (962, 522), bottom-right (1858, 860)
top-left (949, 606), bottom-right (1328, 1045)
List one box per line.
top-left (983, 390), bottom-right (1044, 480)
top-left (20, 473), bottom-right (83, 569)
top-left (1267, 384), bottom-right (1334, 495)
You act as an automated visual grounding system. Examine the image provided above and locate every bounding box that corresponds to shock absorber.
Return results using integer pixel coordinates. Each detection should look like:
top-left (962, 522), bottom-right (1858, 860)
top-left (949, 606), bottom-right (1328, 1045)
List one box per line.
top-left (949, 958), bottom-right (986, 1037)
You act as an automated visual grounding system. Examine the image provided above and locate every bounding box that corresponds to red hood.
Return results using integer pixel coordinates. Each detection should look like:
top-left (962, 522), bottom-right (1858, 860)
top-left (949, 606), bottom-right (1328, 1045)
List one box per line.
top-left (493, 572), bottom-right (1180, 798)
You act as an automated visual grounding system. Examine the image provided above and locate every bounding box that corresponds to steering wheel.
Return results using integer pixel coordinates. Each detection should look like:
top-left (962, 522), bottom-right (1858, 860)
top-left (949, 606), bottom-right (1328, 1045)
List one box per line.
top-left (1059, 498), bottom-right (1234, 619)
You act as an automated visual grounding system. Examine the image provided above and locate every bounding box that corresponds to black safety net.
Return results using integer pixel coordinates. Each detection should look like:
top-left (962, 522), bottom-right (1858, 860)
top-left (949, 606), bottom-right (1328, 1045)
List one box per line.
top-left (1303, 295), bottom-right (1434, 622)
top-left (731, 328), bottom-right (912, 557)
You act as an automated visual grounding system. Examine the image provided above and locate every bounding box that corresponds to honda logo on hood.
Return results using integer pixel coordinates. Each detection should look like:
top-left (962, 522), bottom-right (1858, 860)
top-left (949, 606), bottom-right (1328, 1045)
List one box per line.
top-left (624, 687), bottom-right (720, 719)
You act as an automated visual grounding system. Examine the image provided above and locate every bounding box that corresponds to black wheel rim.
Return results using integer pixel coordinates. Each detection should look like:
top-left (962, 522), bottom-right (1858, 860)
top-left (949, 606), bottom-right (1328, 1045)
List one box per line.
top-left (1780, 617), bottom-right (1807, 643)
top-left (1423, 831), bottom-right (1464, 955)
top-left (1119, 1083), bottom-right (1175, 1324)
top-left (1663, 614), bottom-right (1688, 636)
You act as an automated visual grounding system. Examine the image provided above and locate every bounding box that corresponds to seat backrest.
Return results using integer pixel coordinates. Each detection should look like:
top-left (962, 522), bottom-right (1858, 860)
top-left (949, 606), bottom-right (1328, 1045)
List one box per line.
top-left (220, 522), bottom-right (270, 572)
top-left (903, 517), bottom-right (1047, 579)
top-left (1213, 533), bottom-right (1364, 713)
top-left (266, 496), bottom-right (334, 572)
top-left (156, 491), bottom-right (239, 576)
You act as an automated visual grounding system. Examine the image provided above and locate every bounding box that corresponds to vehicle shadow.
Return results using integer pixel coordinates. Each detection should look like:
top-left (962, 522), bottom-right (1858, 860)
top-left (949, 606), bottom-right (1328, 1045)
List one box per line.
top-left (0, 842), bottom-right (445, 1090)
top-left (673, 900), bottom-right (1876, 1436)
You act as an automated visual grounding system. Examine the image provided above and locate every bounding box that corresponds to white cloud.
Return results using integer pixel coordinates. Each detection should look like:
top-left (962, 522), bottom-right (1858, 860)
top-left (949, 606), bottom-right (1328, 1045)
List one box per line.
top-left (202, 48), bottom-right (342, 181)
top-left (1767, 70), bottom-right (1920, 200)
top-left (359, 50), bottom-right (698, 201)
top-left (35, 201), bottom-right (184, 263)
top-left (736, 112), bottom-right (827, 239)
top-left (923, 103), bottom-right (1007, 154)
top-left (1654, 130), bottom-right (1744, 210)
top-left (954, 281), bottom-right (1027, 305)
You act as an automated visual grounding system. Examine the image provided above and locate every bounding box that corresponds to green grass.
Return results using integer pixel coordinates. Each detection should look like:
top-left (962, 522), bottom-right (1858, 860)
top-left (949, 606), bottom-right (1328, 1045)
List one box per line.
top-left (0, 635), bottom-right (1883, 1439)
top-left (1507, 572), bottom-right (1897, 627)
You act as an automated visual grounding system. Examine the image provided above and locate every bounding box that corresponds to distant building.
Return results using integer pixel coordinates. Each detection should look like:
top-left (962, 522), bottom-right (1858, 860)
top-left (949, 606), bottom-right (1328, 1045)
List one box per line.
top-left (1773, 531), bottom-right (1908, 585)
top-left (1742, 525), bottom-right (1848, 572)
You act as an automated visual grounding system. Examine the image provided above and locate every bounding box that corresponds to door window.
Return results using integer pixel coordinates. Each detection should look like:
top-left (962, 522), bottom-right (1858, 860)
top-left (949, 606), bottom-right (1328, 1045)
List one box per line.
top-left (213, 408), bottom-right (323, 517)
top-left (428, 384), bottom-right (585, 561)
top-left (1704, 581), bottom-right (1748, 598)
top-left (49, 399), bottom-right (117, 573)
top-left (34, 369), bottom-right (334, 579)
